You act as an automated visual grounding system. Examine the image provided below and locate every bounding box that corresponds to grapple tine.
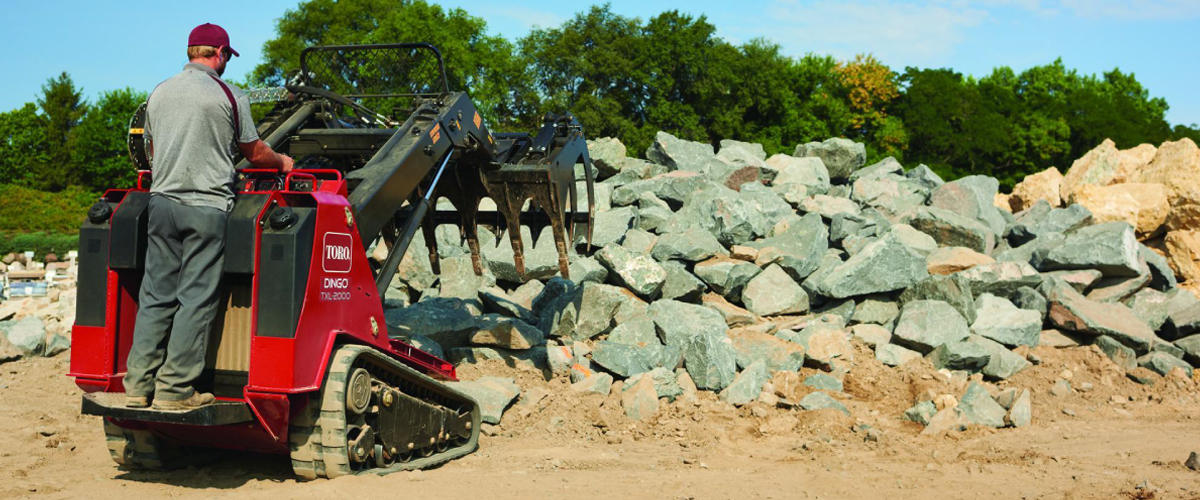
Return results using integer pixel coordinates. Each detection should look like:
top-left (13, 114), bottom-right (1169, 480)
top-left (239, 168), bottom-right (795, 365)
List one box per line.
top-left (457, 195), bottom-right (484, 276)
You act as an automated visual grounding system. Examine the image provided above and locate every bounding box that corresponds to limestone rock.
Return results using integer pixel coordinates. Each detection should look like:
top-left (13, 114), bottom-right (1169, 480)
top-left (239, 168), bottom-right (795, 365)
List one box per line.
top-left (1009, 167), bottom-right (1063, 212)
top-left (1134, 138), bottom-right (1200, 203)
top-left (1069, 183), bottom-right (1168, 237)
top-left (800, 195), bottom-right (861, 220)
top-left (701, 293), bottom-right (758, 327)
top-left (1061, 139), bottom-right (1122, 202)
top-left (850, 324), bottom-right (892, 347)
top-left (1165, 230), bottom-right (1200, 282)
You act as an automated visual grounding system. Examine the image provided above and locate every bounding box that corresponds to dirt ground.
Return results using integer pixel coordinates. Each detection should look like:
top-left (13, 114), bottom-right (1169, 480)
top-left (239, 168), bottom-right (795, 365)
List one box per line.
top-left (2, 343), bottom-right (1199, 500)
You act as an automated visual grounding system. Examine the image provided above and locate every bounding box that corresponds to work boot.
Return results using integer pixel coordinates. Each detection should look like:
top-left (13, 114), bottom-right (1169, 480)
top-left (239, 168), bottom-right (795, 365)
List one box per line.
top-left (126, 395), bottom-right (150, 408)
top-left (152, 391), bottom-right (215, 411)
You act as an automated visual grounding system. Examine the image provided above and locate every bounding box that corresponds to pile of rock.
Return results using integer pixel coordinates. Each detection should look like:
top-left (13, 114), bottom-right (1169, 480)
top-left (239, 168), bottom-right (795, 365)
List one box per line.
top-left (377, 132), bottom-right (1200, 431)
top-left (0, 290), bottom-right (75, 364)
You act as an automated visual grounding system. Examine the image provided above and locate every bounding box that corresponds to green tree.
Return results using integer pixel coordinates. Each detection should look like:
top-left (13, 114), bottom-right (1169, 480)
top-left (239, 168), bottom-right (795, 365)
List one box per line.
top-left (73, 88), bottom-right (146, 191)
top-left (0, 102), bottom-right (49, 187)
top-left (253, 0), bottom-right (535, 129)
top-left (37, 72), bottom-right (87, 190)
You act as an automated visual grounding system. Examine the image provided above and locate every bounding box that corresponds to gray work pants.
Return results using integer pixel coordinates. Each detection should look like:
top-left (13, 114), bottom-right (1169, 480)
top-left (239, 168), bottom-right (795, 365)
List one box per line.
top-left (123, 195), bottom-right (227, 401)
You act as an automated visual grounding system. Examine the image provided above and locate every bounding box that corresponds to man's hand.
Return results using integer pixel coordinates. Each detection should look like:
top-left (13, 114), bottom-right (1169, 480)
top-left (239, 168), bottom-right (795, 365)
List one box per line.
top-left (279, 153), bottom-right (294, 173)
top-left (238, 140), bottom-right (293, 172)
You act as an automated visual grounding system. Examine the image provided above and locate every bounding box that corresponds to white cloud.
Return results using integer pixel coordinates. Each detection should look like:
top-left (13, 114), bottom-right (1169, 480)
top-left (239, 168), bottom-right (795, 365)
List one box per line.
top-left (760, 0), bottom-right (989, 65)
top-left (1058, 0), bottom-right (1200, 20)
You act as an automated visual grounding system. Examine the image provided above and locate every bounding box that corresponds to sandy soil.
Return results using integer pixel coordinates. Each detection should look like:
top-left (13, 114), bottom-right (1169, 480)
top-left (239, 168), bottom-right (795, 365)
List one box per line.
top-left (2, 343), bottom-right (1199, 500)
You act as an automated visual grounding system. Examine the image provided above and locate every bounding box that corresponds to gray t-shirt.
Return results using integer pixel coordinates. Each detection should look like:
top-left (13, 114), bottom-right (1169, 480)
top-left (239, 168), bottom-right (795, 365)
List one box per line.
top-left (144, 63), bottom-right (259, 211)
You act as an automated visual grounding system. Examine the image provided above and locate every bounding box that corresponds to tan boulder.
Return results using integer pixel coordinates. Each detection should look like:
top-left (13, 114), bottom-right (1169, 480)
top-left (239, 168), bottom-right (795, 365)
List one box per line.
top-left (1069, 183), bottom-right (1168, 237)
top-left (926, 247), bottom-right (995, 275)
top-left (1111, 143), bottom-right (1157, 184)
top-left (1061, 139), bottom-right (1121, 203)
top-left (1167, 188), bottom-right (1200, 232)
top-left (1134, 138), bottom-right (1200, 202)
top-left (1164, 230), bottom-right (1200, 283)
top-left (994, 192), bottom-right (1012, 213)
top-left (1009, 167), bottom-right (1063, 211)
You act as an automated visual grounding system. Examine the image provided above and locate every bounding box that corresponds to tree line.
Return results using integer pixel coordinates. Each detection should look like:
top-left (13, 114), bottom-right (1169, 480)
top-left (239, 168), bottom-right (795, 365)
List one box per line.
top-left (2, 0), bottom-right (1198, 198)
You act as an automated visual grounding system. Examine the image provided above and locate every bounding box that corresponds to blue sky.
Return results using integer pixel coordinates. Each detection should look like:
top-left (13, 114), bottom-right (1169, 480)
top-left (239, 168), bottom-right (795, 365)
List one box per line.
top-left (3, 0), bottom-right (1198, 125)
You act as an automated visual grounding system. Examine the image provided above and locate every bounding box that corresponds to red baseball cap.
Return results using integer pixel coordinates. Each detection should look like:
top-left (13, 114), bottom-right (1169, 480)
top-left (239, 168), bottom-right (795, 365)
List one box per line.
top-left (188, 23), bottom-right (239, 57)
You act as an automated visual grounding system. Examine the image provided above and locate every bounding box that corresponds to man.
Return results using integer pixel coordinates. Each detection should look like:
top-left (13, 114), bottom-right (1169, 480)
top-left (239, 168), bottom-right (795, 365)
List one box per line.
top-left (124, 23), bottom-right (294, 410)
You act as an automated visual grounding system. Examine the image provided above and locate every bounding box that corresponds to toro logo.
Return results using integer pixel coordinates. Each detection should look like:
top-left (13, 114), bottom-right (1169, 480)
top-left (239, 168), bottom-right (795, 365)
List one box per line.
top-left (322, 232), bottom-right (353, 273)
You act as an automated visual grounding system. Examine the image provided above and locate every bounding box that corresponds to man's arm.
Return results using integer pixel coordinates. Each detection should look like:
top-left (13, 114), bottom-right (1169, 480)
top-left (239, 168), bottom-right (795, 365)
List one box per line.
top-left (237, 140), bottom-right (294, 173)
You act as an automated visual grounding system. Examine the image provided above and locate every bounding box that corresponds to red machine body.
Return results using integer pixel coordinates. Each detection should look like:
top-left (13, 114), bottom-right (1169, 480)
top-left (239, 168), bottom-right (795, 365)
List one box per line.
top-left (68, 169), bottom-right (456, 454)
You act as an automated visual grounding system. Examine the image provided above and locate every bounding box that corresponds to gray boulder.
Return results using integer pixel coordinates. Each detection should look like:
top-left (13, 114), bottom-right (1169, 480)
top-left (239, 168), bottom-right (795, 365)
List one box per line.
top-left (899, 274), bottom-right (977, 323)
top-left (646, 131), bottom-right (719, 172)
top-left (1033, 221), bottom-right (1142, 277)
top-left (798, 391), bottom-right (850, 415)
top-left (571, 372), bottom-right (615, 395)
top-left (1042, 278), bottom-right (1160, 352)
top-left (966, 335), bottom-right (1031, 380)
top-left (909, 206), bottom-right (996, 254)
top-left (649, 299), bottom-right (728, 347)
top-left (588, 137), bottom-right (627, 178)
top-left (892, 300), bottom-right (971, 354)
top-left (958, 381), bottom-right (1006, 428)
top-left (1011, 286), bottom-right (1048, 321)
top-left (905, 164), bottom-right (945, 190)
top-left (567, 256), bottom-right (609, 284)
top-left (682, 326), bottom-right (738, 391)
top-left (1140, 245), bottom-right (1177, 290)
top-left (850, 156), bottom-right (903, 182)
top-left (590, 340), bottom-right (681, 378)
top-left (607, 314), bottom-right (660, 347)
top-left (470, 314), bottom-right (545, 350)
top-left (927, 341), bottom-right (991, 371)
top-left (2, 317), bottom-right (44, 357)
top-left (745, 212), bottom-right (829, 281)
top-left (730, 329), bottom-right (806, 371)
top-left (903, 401), bottom-right (937, 426)
top-left (953, 261), bottom-right (1041, 299)
top-left (1174, 334), bottom-right (1200, 364)
top-left (386, 298), bottom-right (481, 348)
top-left (658, 262), bottom-right (708, 302)
top-left (875, 343), bottom-right (922, 366)
top-left (803, 373), bottom-right (844, 392)
top-left (482, 227), bottom-right (562, 283)
top-left (693, 257), bottom-right (762, 302)
top-left (794, 138), bottom-right (866, 182)
top-left (742, 264), bottom-right (809, 316)
top-left (621, 374), bottom-right (660, 421)
top-left (719, 360), bottom-right (769, 406)
top-left (971, 294), bottom-right (1041, 347)
top-left (811, 232), bottom-right (929, 299)
top-left (651, 227), bottom-right (728, 262)
top-left (450, 377), bottom-right (521, 425)
top-left (539, 282), bottom-right (648, 341)
top-left (1004, 202), bottom-right (1092, 246)
top-left (1094, 335), bottom-right (1138, 372)
top-left (851, 296), bottom-right (900, 327)
top-left (1137, 351), bottom-right (1193, 376)
top-left (929, 175), bottom-right (1006, 237)
top-left (769, 154), bottom-right (831, 196)
top-left (596, 244), bottom-right (667, 299)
